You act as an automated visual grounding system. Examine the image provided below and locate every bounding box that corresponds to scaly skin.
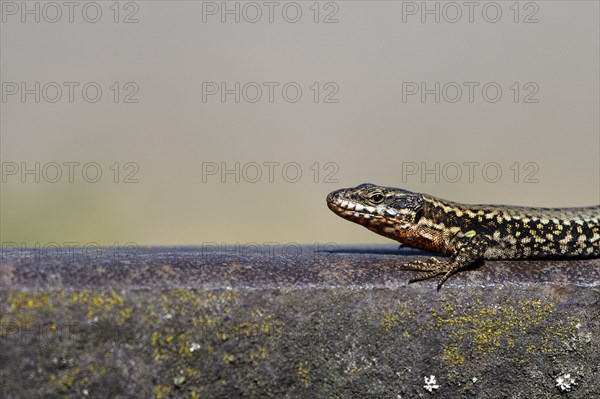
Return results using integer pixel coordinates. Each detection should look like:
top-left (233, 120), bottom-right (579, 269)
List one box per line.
top-left (327, 183), bottom-right (600, 289)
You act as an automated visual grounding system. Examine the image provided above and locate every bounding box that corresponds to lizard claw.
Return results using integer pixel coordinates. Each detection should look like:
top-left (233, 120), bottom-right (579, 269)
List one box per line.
top-left (436, 271), bottom-right (454, 291)
top-left (408, 269), bottom-right (446, 283)
top-left (401, 257), bottom-right (442, 272)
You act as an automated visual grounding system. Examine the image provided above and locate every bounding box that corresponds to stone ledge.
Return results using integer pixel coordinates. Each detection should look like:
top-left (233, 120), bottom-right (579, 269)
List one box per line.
top-left (2, 245), bottom-right (598, 289)
top-left (1, 246), bottom-right (599, 398)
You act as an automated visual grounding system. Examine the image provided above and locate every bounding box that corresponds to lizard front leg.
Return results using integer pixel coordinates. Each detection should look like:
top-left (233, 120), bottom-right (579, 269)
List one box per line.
top-left (402, 234), bottom-right (490, 289)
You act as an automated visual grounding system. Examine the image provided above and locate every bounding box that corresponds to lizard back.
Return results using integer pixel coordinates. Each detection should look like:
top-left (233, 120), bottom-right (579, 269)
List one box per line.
top-left (420, 194), bottom-right (600, 259)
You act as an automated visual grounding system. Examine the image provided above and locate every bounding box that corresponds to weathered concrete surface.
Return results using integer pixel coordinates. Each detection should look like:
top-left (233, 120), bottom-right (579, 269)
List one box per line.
top-left (1, 246), bottom-right (599, 398)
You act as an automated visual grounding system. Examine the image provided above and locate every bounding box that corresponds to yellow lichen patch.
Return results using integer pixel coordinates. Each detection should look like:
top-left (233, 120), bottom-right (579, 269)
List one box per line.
top-left (443, 302), bottom-right (455, 313)
top-left (152, 348), bottom-right (165, 362)
top-left (436, 298), bottom-right (577, 368)
top-left (297, 361), bottom-right (310, 388)
top-left (66, 289), bottom-right (127, 320)
top-left (144, 289), bottom-right (284, 376)
top-left (186, 368), bottom-right (202, 378)
top-left (153, 385), bottom-right (172, 399)
top-left (117, 307), bottom-right (133, 325)
top-left (151, 331), bottom-right (161, 346)
top-left (87, 364), bottom-right (107, 377)
top-left (231, 315), bottom-right (283, 340)
top-left (442, 346), bottom-right (465, 367)
top-left (50, 367), bottom-right (81, 392)
top-left (380, 313), bottom-right (398, 332)
top-left (380, 303), bottom-right (418, 334)
top-left (347, 364), bottom-right (363, 374)
top-left (2, 288), bottom-right (285, 397)
top-left (235, 321), bottom-right (257, 337)
top-left (1, 291), bottom-right (57, 335)
top-left (249, 346), bottom-right (268, 362)
top-left (176, 331), bottom-right (201, 358)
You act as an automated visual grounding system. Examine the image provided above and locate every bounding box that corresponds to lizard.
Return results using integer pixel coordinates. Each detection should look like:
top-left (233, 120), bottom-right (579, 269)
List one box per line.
top-left (327, 183), bottom-right (600, 289)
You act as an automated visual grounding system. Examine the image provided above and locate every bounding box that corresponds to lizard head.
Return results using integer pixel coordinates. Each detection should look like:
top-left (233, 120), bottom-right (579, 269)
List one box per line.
top-left (326, 183), bottom-right (424, 237)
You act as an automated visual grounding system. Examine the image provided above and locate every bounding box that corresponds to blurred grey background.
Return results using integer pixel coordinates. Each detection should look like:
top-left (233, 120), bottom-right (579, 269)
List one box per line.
top-left (1, 1), bottom-right (598, 246)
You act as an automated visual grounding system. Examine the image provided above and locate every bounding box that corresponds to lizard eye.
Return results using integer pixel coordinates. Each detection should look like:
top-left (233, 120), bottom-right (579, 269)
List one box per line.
top-left (369, 192), bottom-right (384, 204)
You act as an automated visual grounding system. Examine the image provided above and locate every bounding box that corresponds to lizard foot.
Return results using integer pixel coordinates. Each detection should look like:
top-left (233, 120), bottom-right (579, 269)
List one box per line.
top-left (404, 258), bottom-right (458, 290)
top-left (400, 257), bottom-right (441, 271)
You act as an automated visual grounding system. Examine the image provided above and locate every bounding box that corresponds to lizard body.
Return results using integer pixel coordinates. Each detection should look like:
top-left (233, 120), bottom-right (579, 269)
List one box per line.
top-left (327, 183), bottom-right (600, 288)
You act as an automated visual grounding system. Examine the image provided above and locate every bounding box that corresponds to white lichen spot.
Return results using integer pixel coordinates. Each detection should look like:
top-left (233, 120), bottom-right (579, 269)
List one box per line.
top-left (472, 377), bottom-right (478, 384)
top-left (173, 375), bottom-right (185, 386)
top-left (82, 389), bottom-right (89, 396)
top-left (423, 375), bottom-right (440, 392)
top-left (189, 342), bottom-right (201, 352)
top-left (556, 374), bottom-right (576, 391)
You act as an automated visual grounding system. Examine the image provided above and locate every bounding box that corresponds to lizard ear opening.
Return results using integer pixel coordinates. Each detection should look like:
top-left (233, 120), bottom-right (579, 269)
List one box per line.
top-left (392, 194), bottom-right (423, 213)
top-left (413, 208), bottom-right (423, 224)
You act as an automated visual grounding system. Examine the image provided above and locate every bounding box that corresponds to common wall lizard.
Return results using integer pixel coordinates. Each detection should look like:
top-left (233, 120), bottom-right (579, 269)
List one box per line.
top-left (327, 183), bottom-right (600, 288)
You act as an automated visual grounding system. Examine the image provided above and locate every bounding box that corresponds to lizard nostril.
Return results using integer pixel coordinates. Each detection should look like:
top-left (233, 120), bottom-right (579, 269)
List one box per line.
top-left (326, 192), bottom-right (335, 204)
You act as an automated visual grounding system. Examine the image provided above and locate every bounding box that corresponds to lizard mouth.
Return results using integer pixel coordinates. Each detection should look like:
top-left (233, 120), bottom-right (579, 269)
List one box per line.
top-left (327, 189), bottom-right (384, 225)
